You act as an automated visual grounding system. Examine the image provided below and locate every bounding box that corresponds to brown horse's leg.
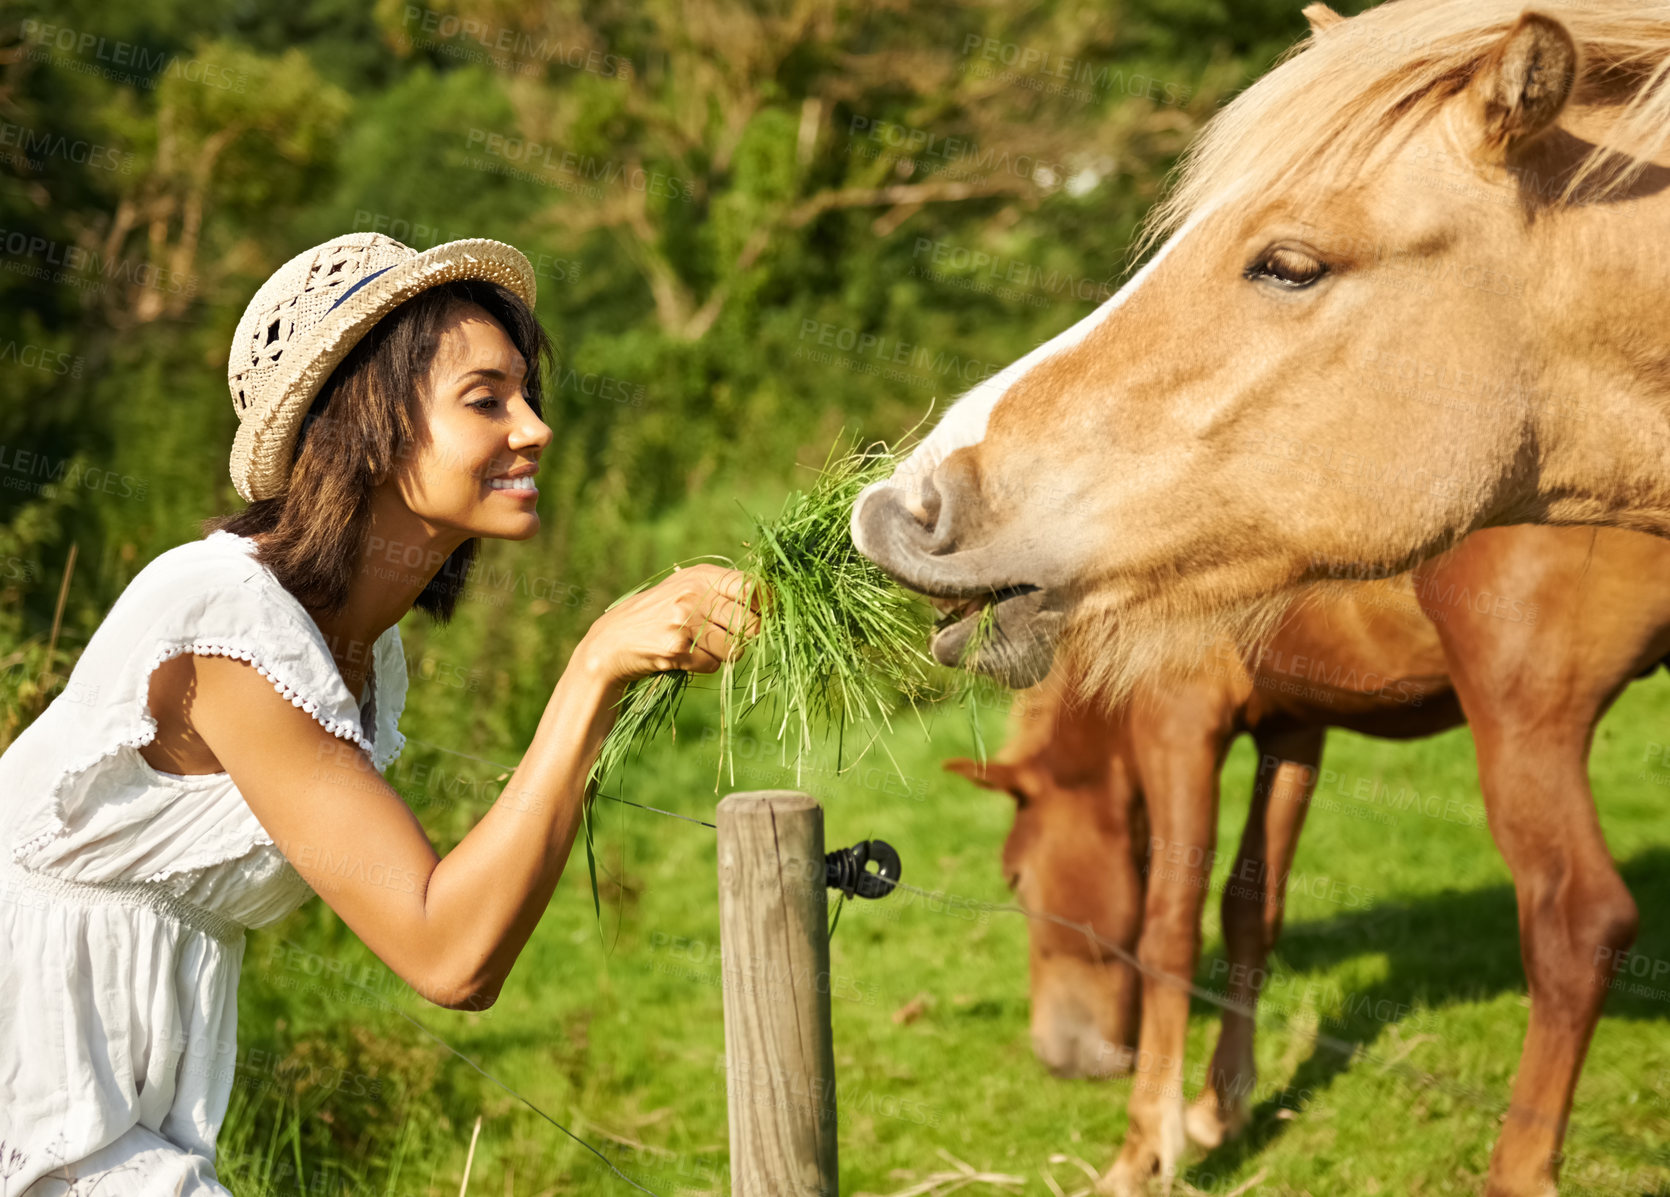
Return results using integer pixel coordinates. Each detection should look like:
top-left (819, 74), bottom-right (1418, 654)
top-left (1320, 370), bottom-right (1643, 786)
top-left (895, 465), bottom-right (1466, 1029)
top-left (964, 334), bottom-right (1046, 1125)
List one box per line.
top-left (1098, 697), bottom-right (1236, 1197)
top-left (1463, 703), bottom-right (1637, 1197)
top-left (1417, 528), bottom-right (1654, 1197)
top-left (1185, 725), bottom-right (1323, 1149)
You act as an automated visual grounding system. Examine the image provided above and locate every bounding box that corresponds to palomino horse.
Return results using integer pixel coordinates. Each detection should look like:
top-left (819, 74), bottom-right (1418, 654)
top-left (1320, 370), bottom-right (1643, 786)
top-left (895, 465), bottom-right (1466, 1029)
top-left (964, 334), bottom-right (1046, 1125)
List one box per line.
top-left (853, 0), bottom-right (1670, 700)
top-left (948, 524), bottom-right (1670, 1196)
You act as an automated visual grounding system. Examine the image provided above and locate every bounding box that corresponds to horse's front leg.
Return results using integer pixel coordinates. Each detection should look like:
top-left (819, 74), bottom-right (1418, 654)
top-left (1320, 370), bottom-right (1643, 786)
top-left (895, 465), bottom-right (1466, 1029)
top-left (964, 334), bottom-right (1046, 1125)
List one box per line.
top-left (1414, 528), bottom-right (1659, 1197)
top-left (1469, 709), bottom-right (1637, 1197)
top-left (1098, 715), bottom-right (1231, 1197)
top-left (1186, 725), bottom-right (1323, 1149)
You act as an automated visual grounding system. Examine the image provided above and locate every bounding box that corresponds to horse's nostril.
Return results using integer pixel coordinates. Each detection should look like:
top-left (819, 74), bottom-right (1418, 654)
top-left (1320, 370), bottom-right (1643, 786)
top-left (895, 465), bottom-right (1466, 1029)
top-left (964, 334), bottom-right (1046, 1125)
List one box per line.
top-left (904, 475), bottom-right (942, 532)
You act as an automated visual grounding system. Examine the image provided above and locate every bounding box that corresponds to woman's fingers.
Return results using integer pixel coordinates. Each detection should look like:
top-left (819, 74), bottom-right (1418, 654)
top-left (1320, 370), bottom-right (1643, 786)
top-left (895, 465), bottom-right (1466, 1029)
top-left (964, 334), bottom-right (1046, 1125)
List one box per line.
top-left (678, 598), bottom-right (760, 673)
top-left (683, 624), bottom-right (739, 673)
top-left (598, 567), bottom-right (763, 679)
top-left (682, 591), bottom-right (761, 641)
top-left (675, 565), bottom-right (762, 611)
top-left (712, 595), bottom-right (762, 639)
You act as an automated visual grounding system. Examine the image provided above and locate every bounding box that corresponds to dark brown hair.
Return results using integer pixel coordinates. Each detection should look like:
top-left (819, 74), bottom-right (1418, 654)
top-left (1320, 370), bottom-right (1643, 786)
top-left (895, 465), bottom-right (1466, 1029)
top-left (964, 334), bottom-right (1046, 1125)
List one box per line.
top-left (204, 279), bottom-right (555, 625)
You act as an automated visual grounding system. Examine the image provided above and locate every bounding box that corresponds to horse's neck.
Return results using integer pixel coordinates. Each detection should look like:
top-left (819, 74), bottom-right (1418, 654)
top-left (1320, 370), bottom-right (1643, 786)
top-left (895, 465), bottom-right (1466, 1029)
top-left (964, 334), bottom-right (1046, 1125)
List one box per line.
top-left (1528, 186), bottom-right (1670, 535)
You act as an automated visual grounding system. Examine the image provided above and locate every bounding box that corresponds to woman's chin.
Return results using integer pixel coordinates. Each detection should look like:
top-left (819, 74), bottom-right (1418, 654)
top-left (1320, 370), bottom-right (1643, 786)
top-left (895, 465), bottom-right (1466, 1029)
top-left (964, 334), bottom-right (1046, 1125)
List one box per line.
top-left (481, 512), bottom-right (541, 540)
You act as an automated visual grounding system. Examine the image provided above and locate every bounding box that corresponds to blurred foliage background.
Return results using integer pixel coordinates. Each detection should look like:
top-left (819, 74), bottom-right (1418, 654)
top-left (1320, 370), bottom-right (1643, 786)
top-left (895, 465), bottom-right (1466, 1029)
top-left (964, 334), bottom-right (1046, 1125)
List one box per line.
top-left (0, 0), bottom-right (1331, 741)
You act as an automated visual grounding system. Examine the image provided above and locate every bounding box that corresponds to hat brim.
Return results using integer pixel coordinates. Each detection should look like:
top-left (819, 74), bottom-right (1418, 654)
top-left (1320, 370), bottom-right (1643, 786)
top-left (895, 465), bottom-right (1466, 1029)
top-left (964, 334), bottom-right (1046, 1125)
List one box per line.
top-left (230, 238), bottom-right (538, 504)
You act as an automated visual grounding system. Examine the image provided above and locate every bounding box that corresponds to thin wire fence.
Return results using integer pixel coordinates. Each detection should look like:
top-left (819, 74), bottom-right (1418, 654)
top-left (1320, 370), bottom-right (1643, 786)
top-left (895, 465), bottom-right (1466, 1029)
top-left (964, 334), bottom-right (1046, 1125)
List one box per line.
top-left (323, 735), bottom-right (1512, 1196)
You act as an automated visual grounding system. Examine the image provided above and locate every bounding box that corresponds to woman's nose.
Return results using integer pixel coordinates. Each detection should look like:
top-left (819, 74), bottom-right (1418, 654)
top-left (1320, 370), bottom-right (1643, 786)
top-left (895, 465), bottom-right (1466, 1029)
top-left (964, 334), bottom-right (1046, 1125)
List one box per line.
top-left (509, 401), bottom-right (553, 452)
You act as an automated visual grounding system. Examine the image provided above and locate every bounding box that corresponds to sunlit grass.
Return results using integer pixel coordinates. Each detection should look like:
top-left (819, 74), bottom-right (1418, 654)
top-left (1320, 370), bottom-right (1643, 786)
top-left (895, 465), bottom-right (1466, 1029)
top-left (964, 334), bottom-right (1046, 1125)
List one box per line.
top-left (231, 671), bottom-right (1670, 1197)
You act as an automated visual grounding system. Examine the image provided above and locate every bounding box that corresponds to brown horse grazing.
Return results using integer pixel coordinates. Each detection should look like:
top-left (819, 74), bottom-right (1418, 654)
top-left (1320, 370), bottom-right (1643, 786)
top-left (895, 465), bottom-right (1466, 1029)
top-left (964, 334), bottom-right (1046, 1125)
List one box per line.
top-left (947, 524), bottom-right (1670, 1197)
top-left (853, 0), bottom-right (1670, 703)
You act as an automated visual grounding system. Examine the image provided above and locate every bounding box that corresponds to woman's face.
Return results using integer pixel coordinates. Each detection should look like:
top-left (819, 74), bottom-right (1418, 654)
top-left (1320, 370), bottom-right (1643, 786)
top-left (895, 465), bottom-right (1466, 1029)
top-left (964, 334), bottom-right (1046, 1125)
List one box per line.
top-left (392, 301), bottom-right (553, 543)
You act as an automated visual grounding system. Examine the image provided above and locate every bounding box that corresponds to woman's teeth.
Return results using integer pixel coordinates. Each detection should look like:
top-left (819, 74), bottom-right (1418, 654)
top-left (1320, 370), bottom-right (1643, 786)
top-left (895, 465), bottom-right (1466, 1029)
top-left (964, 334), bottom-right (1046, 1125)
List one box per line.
top-left (489, 475), bottom-right (537, 491)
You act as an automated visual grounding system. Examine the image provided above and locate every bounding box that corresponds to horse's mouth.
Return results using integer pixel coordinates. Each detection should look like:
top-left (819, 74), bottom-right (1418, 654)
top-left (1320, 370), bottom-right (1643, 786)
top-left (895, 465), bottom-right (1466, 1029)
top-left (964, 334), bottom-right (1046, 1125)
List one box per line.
top-left (927, 584), bottom-right (1038, 633)
top-left (919, 584), bottom-right (1064, 687)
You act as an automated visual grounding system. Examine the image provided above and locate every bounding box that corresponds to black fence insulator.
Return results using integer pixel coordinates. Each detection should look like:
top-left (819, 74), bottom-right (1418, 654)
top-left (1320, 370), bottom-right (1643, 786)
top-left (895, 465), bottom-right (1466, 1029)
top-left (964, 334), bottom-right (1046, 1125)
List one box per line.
top-left (824, 839), bottom-right (902, 899)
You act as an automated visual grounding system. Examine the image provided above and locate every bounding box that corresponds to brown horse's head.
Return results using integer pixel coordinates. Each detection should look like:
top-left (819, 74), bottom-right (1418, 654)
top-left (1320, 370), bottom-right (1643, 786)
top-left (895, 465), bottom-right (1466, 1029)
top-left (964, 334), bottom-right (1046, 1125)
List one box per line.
top-left (944, 682), bottom-right (1147, 1077)
top-left (857, 1), bottom-right (1670, 697)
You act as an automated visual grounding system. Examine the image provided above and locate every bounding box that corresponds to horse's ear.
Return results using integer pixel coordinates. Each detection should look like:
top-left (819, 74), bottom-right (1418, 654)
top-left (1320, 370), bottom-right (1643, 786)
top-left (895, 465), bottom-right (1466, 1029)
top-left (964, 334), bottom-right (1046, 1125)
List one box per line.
top-left (944, 757), bottom-right (1020, 795)
top-left (1301, 3), bottom-right (1344, 36)
top-left (1471, 10), bottom-right (1577, 156)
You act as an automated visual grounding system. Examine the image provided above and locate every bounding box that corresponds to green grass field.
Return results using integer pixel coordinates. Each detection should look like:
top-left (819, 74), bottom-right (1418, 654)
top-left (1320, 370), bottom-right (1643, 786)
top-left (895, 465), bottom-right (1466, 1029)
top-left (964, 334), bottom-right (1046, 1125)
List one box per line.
top-left (219, 667), bottom-right (1670, 1197)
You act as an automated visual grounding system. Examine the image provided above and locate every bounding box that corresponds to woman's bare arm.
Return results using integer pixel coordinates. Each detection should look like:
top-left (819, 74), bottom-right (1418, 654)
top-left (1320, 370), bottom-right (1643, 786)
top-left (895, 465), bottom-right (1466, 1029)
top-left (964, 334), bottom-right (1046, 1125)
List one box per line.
top-left (184, 564), bottom-right (757, 1011)
top-left (191, 648), bottom-right (615, 1009)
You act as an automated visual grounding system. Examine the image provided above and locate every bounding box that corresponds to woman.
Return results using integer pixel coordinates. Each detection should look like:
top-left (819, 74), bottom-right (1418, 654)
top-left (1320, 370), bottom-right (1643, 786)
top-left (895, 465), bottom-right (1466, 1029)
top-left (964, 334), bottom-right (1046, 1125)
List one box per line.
top-left (0, 232), bottom-right (758, 1194)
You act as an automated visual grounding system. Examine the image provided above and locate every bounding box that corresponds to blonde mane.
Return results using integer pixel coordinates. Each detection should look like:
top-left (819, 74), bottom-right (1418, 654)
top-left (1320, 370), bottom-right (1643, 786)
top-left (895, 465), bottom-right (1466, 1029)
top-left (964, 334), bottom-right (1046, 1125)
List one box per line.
top-left (1139, 0), bottom-right (1670, 255)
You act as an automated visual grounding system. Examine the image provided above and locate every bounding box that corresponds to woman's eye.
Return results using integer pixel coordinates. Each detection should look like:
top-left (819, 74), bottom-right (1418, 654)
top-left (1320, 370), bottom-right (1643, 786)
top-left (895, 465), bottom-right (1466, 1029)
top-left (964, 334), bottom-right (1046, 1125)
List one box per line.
top-left (470, 396), bottom-right (498, 411)
top-left (1247, 247), bottom-right (1326, 288)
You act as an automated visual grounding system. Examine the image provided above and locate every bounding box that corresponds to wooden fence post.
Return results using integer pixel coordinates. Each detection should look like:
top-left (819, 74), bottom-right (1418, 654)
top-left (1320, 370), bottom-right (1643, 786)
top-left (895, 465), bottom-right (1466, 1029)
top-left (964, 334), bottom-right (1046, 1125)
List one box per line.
top-left (716, 791), bottom-right (839, 1197)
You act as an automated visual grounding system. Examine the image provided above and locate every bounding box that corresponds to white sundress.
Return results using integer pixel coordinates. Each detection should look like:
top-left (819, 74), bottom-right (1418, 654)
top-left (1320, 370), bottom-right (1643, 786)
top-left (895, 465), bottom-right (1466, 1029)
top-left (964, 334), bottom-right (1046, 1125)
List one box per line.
top-left (0, 529), bottom-right (408, 1195)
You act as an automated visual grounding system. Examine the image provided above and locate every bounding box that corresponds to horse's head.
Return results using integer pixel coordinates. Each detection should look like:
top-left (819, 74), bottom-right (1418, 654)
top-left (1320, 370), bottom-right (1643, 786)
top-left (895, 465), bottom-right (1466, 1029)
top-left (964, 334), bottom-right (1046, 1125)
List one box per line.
top-left (944, 683), bottom-right (1147, 1077)
top-left (857, 2), bottom-right (1664, 696)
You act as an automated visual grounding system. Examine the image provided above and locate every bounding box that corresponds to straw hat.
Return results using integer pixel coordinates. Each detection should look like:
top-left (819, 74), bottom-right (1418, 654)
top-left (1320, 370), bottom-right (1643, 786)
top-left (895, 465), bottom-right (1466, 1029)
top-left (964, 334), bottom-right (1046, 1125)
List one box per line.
top-left (227, 232), bottom-right (537, 503)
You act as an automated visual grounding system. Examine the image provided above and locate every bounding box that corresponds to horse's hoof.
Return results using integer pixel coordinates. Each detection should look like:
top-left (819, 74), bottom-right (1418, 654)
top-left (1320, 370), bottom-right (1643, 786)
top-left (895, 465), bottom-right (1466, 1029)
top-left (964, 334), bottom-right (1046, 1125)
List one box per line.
top-left (1095, 1148), bottom-right (1176, 1197)
top-left (1184, 1094), bottom-right (1250, 1149)
top-left (1094, 1161), bottom-right (1150, 1197)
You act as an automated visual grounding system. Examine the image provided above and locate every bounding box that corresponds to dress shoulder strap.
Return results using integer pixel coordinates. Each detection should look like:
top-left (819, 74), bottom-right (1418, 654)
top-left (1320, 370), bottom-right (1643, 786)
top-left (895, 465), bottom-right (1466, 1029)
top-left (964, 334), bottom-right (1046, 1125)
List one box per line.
top-left (0, 532), bottom-right (404, 867)
top-left (118, 530), bottom-right (379, 749)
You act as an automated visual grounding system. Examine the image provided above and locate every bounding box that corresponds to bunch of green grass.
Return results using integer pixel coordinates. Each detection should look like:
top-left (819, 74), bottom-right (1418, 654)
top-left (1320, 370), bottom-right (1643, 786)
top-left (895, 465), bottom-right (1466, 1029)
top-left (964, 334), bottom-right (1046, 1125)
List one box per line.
top-left (589, 435), bottom-right (981, 795)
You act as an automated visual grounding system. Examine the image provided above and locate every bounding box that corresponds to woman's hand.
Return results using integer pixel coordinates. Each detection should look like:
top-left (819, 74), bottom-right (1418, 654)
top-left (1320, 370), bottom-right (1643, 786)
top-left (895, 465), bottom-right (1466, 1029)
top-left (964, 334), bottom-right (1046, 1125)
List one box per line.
top-left (574, 564), bottom-right (763, 687)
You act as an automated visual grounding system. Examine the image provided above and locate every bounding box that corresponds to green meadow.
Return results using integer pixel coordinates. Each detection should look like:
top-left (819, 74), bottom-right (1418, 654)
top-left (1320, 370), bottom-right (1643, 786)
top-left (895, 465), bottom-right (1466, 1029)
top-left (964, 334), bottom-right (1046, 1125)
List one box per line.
top-left (217, 636), bottom-right (1670, 1197)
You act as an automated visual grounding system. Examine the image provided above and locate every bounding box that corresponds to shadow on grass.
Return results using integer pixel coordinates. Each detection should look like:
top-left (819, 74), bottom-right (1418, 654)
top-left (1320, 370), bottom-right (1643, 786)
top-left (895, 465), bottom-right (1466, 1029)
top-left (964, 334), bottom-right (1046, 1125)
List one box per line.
top-left (1184, 846), bottom-right (1670, 1184)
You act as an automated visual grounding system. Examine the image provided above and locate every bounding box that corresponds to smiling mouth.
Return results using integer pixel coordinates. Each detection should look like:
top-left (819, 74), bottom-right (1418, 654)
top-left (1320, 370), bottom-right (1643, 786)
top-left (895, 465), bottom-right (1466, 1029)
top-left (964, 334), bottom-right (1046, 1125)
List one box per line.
top-left (488, 475), bottom-right (538, 492)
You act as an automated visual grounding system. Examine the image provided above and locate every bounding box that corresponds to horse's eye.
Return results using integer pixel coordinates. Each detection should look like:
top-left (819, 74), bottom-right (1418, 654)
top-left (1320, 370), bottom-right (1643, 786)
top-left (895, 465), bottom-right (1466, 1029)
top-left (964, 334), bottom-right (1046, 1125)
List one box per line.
top-left (1248, 246), bottom-right (1327, 288)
